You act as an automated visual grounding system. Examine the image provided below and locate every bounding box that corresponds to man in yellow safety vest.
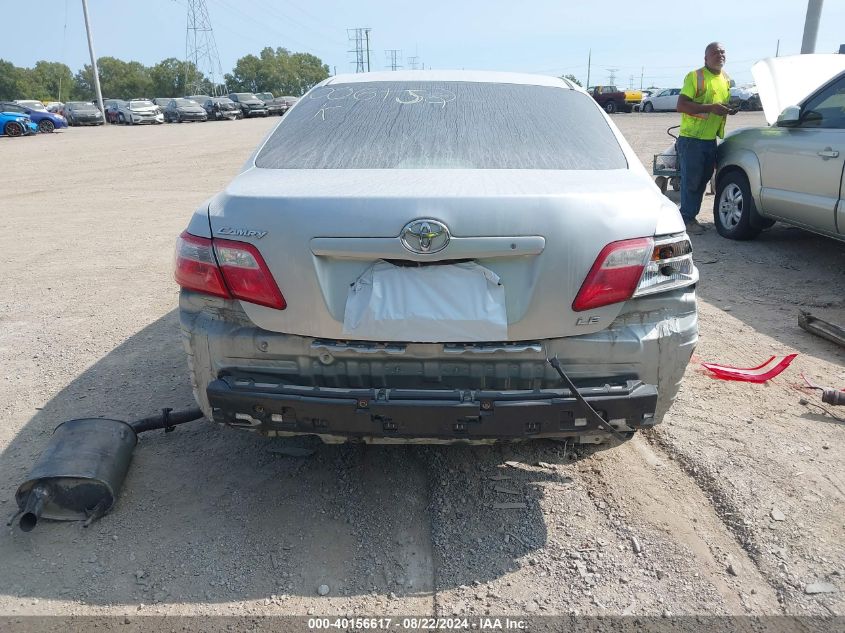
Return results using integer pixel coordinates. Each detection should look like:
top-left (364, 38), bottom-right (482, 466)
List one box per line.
top-left (675, 42), bottom-right (735, 235)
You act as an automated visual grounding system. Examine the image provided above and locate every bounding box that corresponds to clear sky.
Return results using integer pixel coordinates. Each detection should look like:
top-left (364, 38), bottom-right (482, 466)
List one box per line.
top-left (2, 0), bottom-right (844, 89)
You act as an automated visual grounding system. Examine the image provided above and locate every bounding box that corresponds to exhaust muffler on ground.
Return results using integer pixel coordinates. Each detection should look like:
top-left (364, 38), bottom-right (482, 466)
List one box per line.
top-left (10, 408), bottom-right (203, 532)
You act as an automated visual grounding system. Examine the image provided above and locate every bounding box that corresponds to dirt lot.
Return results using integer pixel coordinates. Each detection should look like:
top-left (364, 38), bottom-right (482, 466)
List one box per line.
top-left (0, 112), bottom-right (842, 624)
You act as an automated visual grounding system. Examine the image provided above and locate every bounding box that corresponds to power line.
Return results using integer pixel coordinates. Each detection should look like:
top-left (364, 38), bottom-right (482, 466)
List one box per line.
top-left (250, 0), bottom-right (347, 47)
top-left (209, 0), bottom-right (323, 58)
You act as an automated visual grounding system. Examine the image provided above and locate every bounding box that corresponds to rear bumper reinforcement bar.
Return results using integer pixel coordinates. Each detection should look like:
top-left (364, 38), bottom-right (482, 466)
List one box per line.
top-left (206, 375), bottom-right (658, 440)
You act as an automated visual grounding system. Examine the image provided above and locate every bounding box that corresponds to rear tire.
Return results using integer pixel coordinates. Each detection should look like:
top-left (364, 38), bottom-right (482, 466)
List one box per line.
top-left (655, 176), bottom-right (668, 194)
top-left (643, 102), bottom-right (654, 113)
top-left (714, 171), bottom-right (762, 240)
top-left (604, 101), bottom-right (618, 114)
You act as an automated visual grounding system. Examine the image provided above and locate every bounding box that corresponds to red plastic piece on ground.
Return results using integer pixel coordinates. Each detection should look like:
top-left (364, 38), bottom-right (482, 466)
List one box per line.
top-left (701, 354), bottom-right (798, 383)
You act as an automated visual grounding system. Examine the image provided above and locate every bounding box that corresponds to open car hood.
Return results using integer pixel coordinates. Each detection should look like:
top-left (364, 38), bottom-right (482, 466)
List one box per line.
top-left (752, 54), bottom-right (845, 125)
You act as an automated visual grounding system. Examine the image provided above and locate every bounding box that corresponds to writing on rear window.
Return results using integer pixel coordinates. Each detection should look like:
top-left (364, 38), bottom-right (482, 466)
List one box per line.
top-left (256, 81), bottom-right (627, 170)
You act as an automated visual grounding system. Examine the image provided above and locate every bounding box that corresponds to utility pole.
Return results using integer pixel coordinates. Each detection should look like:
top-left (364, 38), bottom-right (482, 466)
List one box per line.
top-left (776, 39), bottom-right (780, 56)
top-left (385, 50), bottom-right (402, 71)
top-left (348, 28), bottom-right (371, 72)
top-left (80, 0), bottom-right (105, 122)
top-left (801, 0), bottom-right (824, 54)
top-left (640, 66), bottom-right (644, 90)
top-left (586, 49), bottom-right (591, 88)
top-left (185, 0), bottom-right (225, 95)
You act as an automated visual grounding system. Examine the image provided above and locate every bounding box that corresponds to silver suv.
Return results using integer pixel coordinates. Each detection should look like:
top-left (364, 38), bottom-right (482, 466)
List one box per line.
top-left (715, 55), bottom-right (845, 242)
top-left (176, 71), bottom-right (698, 445)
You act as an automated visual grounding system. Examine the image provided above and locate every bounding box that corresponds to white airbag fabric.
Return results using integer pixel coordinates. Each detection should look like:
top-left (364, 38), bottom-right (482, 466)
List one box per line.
top-left (343, 261), bottom-right (507, 342)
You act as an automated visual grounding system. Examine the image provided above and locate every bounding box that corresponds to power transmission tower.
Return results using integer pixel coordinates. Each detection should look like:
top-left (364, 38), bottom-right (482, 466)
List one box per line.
top-left (385, 49), bottom-right (402, 71)
top-left (407, 56), bottom-right (420, 70)
top-left (184, 0), bottom-right (225, 95)
top-left (348, 28), bottom-right (372, 72)
top-left (607, 68), bottom-right (618, 86)
top-left (628, 74), bottom-right (634, 89)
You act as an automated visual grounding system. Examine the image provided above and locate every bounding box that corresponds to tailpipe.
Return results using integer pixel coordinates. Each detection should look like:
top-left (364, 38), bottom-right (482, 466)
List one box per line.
top-left (12, 407), bottom-right (203, 532)
top-left (19, 484), bottom-right (50, 532)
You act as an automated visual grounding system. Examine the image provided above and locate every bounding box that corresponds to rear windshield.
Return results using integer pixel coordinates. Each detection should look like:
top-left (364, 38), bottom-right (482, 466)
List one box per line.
top-left (255, 81), bottom-right (626, 170)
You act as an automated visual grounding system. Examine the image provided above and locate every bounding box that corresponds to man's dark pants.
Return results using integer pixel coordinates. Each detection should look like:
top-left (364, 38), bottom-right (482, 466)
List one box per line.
top-left (677, 136), bottom-right (717, 222)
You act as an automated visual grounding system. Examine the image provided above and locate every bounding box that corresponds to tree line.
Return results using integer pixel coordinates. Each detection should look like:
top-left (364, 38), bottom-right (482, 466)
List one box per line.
top-left (0, 47), bottom-right (329, 102)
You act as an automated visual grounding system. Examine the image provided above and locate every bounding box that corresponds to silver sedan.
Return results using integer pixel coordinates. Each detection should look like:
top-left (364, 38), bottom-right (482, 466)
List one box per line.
top-left (175, 71), bottom-right (698, 445)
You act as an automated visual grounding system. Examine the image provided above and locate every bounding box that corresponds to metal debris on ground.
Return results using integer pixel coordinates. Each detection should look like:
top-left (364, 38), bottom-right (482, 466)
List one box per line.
top-left (492, 502), bottom-right (527, 510)
top-left (487, 474), bottom-right (512, 481)
top-left (799, 311), bottom-right (845, 349)
top-left (493, 485), bottom-right (522, 495)
top-left (801, 373), bottom-right (845, 406)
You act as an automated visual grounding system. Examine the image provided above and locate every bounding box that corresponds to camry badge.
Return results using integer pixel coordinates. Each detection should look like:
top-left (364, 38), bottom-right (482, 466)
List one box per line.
top-left (400, 219), bottom-right (450, 254)
top-left (217, 227), bottom-right (268, 239)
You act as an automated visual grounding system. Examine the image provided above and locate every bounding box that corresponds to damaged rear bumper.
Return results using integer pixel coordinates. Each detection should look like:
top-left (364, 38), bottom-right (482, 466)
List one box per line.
top-left (206, 374), bottom-right (657, 442)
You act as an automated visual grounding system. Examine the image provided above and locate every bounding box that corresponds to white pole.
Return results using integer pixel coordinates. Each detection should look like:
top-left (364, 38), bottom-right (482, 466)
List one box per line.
top-left (801, 0), bottom-right (824, 54)
top-left (81, 0), bottom-right (106, 122)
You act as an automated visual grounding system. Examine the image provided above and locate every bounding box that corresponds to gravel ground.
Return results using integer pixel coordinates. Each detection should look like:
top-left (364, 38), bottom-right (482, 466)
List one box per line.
top-left (0, 112), bottom-right (842, 623)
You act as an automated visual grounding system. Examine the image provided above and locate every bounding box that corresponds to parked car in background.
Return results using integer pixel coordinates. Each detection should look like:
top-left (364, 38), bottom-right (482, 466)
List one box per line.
top-left (163, 98), bottom-right (208, 123)
top-left (15, 100), bottom-right (47, 111)
top-left (153, 98), bottom-right (171, 110)
top-left (729, 85), bottom-right (762, 111)
top-left (0, 111), bottom-right (38, 137)
top-left (100, 99), bottom-right (124, 124)
top-left (202, 96), bottom-right (240, 120)
top-left (0, 101), bottom-right (66, 133)
top-left (255, 92), bottom-right (284, 115)
top-left (277, 95), bottom-right (299, 114)
top-left (117, 99), bottom-right (164, 125)
top-left (186, 95), bottom-right (211, 106)
top-left (64, 101), bottom-right (104, 126)
top-left (176, 71), bottom-right (698, 446)
top-left (228, 92), bottom-right (268, 117)
top-left (587, 85), bottom-right (642, 113)
top-left (641, 88), bottom-right (681, 112)
top-left (45, 102), bottom-right (65, 115)
top-left (715, 55), bottom-right (845, 242)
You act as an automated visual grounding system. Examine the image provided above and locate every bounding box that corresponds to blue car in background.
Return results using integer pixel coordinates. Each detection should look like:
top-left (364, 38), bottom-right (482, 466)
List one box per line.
top-left (0, 111), bottom-right (38, 137)
top-left (0, 100), bottom-right (67, 133)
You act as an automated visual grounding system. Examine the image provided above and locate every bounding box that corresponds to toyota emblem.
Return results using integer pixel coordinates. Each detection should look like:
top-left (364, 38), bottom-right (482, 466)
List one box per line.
top-left (400, 219), bottom-right (450, 254)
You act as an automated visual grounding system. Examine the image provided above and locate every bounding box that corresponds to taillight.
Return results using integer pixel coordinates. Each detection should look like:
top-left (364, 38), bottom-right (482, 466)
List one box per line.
top-left (174, 232), bottom-right (286, 310)
top-left (213, 238), bottom-right (286, 310)
top-left (174, 232), bottom-right (230, 299)
top-left (633, 236), bottom-right (696, 297)
top-left (572, 238), bottom-right (653, 312)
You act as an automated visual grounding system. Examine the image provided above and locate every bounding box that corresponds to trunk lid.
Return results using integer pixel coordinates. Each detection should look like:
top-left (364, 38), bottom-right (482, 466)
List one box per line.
top-left (208, 167), bottom-right (669, 341)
